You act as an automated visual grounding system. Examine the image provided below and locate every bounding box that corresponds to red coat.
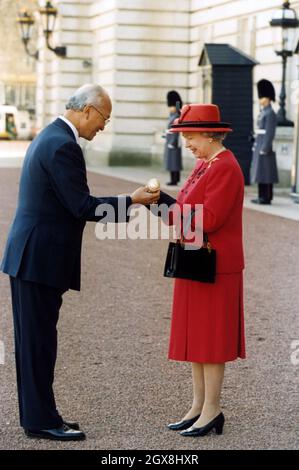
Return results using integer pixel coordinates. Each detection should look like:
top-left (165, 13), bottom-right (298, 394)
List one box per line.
top-left (174, 149), bottom-right (245, 273)
top-left (166, 149), bottom-right (246, 363)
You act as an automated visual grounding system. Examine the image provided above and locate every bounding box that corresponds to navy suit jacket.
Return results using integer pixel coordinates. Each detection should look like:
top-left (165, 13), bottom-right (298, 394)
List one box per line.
top-left (1, 118), bottom-right (131, 291)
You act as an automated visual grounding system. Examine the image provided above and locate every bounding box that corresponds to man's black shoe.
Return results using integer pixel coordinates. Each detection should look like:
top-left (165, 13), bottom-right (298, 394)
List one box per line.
top-left (25, 423), bottom-right (86, 441)
top-left (63, 420), bottom-right (80, 430)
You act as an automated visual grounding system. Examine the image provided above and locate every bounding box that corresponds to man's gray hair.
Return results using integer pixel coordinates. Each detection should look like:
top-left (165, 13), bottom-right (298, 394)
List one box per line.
top-left (65, 84), bottom-right (106, 111)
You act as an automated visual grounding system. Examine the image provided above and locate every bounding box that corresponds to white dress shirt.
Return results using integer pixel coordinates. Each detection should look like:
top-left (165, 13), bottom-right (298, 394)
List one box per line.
top-left (58, 115), bottom-right (80, 145)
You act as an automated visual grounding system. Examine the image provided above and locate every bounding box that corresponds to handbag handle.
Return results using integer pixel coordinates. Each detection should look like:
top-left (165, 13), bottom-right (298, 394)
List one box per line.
top-left (179, 208), bottom-right (212, 253)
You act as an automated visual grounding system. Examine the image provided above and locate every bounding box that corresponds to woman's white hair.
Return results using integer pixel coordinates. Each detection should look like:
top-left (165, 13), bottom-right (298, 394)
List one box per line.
top-left (65, 84), bottom-right (106, 111)
top-left (202, 131), bottom-right (228, 142)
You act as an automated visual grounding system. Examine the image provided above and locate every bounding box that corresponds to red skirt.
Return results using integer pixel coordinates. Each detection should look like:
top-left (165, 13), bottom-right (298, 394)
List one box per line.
top-left (168, 272), bottom-right (246, 363)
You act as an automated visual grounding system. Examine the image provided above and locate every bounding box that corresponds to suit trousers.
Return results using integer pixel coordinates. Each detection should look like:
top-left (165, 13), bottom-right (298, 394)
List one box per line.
top-left (9, 276), bottom-right (66, 430)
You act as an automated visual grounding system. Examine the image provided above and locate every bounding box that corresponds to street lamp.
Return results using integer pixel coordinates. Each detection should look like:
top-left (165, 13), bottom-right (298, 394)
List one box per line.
top-left (38, 1), bottom-right (66, 58)
top-left (17, 1), bottom-right (67, 59)
top-left (17, 10), bottom-right (39, 60)
top-left (270, 1), bottom-right (299, 126)
top-left (291, 40), bottom-right (299, 200)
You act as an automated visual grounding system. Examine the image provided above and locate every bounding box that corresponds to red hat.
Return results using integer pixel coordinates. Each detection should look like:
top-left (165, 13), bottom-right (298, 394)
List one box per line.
top-left (170, 104), bottom-right (233, 133)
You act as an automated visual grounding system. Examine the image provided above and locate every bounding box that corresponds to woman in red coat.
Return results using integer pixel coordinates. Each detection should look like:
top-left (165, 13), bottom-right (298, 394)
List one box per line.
top-left (158, 104), bottom-right (245, 437)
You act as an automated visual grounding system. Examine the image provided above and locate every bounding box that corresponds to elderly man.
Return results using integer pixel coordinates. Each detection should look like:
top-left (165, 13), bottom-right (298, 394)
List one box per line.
top-left (1, 84), bottom-right (159, 441)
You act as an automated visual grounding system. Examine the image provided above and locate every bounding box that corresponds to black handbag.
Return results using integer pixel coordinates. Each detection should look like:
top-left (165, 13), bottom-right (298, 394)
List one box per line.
top-left (163, 210), bottom-right (216, 283)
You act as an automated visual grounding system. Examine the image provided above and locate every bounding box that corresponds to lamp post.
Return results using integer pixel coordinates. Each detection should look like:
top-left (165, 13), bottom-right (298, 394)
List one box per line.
top-left (38, 1), bottom-right (66, 58)
top-left (17, 1), bottom-right (67, 59)
top-left (270, 1), bottom-right (299, 126)
top-left (17, 11), bottom-right (39, 60)
top-left (291, 40), bottom-right (299, 199)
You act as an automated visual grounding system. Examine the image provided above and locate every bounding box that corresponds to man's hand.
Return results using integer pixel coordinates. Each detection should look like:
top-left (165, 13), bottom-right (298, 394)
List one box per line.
top-left (130, 186), bottom-right (160, 205)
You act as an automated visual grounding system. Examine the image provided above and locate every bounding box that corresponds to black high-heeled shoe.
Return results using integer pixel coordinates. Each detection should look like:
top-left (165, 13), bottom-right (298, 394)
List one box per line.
top-left (167, 414), bottom-right (201, 431)
top-left (180, 412), bottom-right (225, 437)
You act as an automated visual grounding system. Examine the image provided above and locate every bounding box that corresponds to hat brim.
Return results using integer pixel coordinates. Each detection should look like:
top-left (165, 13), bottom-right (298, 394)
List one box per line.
top-left (170, 126), bottom-right (233, 133)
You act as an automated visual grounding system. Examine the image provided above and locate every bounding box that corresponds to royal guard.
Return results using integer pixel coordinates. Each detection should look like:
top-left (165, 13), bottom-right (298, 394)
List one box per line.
top-left (251, 79), bottom-right (279, 205)
top-left (164, 91), bottom-right (183, 185)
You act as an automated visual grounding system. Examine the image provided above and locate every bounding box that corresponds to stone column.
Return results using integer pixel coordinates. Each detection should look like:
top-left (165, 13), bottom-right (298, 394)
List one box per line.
top-left (87, 0), bottom-right (190, 166)
top-left (36, 0), bottom-right (190, 167)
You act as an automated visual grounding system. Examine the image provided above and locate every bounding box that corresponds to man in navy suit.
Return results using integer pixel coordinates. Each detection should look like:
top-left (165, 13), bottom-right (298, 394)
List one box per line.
top-left (1, 84), bottom-right (160, 441)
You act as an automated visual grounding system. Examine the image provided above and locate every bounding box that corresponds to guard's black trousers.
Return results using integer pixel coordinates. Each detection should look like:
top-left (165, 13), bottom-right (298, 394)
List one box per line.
top-left (170, 171), bottom-right (180, 184)
top-left (9, 277), bottom-right (66, 430)
top-left (258, 183), bottom-right (273, 202)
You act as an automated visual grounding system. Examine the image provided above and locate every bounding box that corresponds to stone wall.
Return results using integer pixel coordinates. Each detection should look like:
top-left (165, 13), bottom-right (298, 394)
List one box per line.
top-left (0, 0), bottom-right (37, 108)
top-left (36, 0), bottom-right (92, 128)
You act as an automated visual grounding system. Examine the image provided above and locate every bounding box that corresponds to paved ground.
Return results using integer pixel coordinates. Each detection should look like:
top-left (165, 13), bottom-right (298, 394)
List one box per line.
top-left (0, 168), bottom-right (298, 450)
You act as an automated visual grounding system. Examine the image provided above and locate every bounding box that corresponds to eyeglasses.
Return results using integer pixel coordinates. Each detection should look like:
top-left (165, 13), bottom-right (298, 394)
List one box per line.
top-left (90, 105), bottom-right (110, 125)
